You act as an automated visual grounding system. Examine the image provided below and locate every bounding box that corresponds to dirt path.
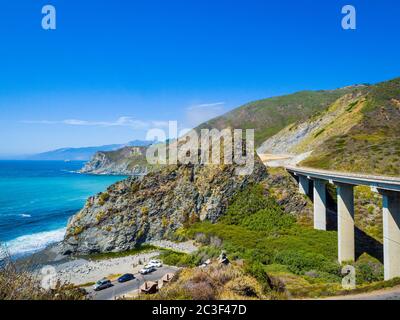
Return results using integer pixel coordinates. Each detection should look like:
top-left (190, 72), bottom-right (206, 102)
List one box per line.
top-left (257, 152), bottom-right (312, 168)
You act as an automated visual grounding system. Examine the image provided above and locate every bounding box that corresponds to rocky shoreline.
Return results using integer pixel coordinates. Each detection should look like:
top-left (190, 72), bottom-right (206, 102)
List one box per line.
top-left (18, 240), bottom-right (197, 287)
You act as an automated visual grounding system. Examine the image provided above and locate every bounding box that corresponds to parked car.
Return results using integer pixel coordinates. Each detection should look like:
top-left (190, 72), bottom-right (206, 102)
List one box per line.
top-left (93, 279), bottom-right (112, 291)
top-left (140, 266), bottom-right (156, 275)
top-left (148, 259), bottom-right (163, 268)
top-left (117, 273), bottom-right (135, 283)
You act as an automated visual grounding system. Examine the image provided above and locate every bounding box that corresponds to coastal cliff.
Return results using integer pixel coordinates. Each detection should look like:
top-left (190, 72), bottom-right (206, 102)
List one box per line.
top-left (62, 155), bottom-right (267, 255)
top-left (79, 146), bottom-right (149, 175)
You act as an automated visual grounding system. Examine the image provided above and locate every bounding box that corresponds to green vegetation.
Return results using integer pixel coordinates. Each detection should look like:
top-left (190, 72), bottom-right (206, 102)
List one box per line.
top-left (353, 254), bottom-right (383, 284)
top-left (221, 185), bottom-right (295, 233)
top-left (157, 246), bottom-right (221, 268)
top-left (168, 184), bottom-right (391, 298)
top-left (346, 100), bottom-right (359, 112)
top-left (158, 250), bottom-right (192, 267)
top-left (313, 128), bottom-right (325, 138)
top-left (302, 78), bottom-right (400, 176)
top-left (78, 281), bottom-right (95, 288)
top-left (141, 206), bottom-right (149, 215)
top-left (71, 225), bottom-right (84, 236)
top-left (84, 244), bottom-right (157, 261)
top-left (197, 87), bottom-right (361, 147)
top-left (181, 185), bottom-right (340, 294)
top-left (98, 192), bottom-right (110, 205)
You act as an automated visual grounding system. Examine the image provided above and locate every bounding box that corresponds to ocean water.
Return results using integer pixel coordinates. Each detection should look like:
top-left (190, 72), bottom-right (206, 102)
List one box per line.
top-left (0, 161), bottom-right (126, 258)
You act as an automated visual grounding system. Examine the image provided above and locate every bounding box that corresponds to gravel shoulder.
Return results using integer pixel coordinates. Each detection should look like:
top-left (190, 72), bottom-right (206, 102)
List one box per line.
top-left (147, 240), bottom-right (198, 254)
top-left (321, 286), bottom-right (400, 300)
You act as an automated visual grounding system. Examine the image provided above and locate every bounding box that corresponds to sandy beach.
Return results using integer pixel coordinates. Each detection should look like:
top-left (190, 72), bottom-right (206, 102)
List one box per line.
top-left (32, 240), bottom-right (197, 286)
top-left (53, 252), bottom-right (160, 285)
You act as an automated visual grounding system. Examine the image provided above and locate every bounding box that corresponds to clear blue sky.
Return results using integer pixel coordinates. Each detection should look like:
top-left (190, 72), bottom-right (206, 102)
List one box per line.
top-left (0, 0), bottom-right (400, 156)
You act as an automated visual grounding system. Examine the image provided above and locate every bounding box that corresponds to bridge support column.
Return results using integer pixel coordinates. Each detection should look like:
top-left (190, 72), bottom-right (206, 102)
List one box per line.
top-left (336, 183), bottom-right (355, 263)
top-left (381, 191), bottom-right (400, 280)
top-left (299, 175), bottom-right (310, 196)
top-left (313, 179), bottom-right (327, 231)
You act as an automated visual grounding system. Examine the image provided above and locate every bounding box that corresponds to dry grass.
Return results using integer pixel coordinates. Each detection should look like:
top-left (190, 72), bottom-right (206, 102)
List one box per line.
top-left (137, 262), bottom-right (267, 300)
top-left (0, 248), bottom-right (87, 300)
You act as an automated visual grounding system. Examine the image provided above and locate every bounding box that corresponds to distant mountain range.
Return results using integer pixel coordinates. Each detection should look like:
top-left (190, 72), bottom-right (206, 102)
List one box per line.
top-left (25, 140), bottom-right (153, 161)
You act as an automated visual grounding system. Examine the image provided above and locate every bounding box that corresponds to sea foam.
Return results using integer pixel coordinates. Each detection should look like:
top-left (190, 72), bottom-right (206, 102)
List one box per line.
top-left (1, 228), bottom-right (66, 259)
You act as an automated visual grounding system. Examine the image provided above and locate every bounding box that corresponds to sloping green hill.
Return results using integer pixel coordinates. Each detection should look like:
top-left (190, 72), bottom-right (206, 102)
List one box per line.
top-left (197, 87), bottom-right (362, 146)
top-left (302, 78), bottom-right (400, 176)
top-left (197, 76), bottom-right (400, 176)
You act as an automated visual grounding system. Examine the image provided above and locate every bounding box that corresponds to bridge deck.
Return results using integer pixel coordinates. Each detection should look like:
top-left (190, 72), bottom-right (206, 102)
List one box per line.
top-left (285, 166), bottom-right (400, 192)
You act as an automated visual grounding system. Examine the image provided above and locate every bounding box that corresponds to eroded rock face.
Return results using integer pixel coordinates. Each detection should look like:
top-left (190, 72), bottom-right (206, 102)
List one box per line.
top-left (79, 146), bottom-right (148, 175)
top-left (62, 158), bottom-right (267, 255)
top-left (264, 168), bottom-right (313, 225)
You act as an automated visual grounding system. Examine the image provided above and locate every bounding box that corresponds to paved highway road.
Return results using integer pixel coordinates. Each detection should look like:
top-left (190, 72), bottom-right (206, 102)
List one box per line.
top-left (285, 165), bottom-right (400, 192)
top-left (87, 266), bottom-right (179, 300)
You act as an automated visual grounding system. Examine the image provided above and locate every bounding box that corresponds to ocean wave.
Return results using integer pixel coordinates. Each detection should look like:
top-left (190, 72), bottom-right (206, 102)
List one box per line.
top-left (61, 169), bottom-right (79, 174)
top-left (20, 214), bottom-right (31, 218)
top-left (0, 228), bottom-right (66, 259)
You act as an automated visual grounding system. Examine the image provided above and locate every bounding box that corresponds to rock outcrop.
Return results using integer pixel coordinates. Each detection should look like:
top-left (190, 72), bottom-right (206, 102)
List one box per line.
top-left (79, 146), bottom-right (149, 175)
top-left (61, 156), bottom-right (267, 255)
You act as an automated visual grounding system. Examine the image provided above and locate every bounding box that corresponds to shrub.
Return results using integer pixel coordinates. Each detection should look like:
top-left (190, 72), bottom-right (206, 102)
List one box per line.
top-left (244, 262), bottom-right (271, 292)
top-left (158, 251), bottom-right (194, 267)
top-left (273, 250), bottom-right (340, 276)
top-left (98, 192), bottom-right (110, 205)
top-left (225, 275), bottom-right (262, 298)
top-left (314, 128), bottom-right (325, 138)
top-left (355, 257), bottom-right (384, 284)
top-left (183, 280), bottom-right (216, 300)
top-left (162, 217), bottom-right (169, 228)
top-left (222, 185), bottom-right (270, 225)
top-left (95, 211), bottom-right (106, 223)
top-left (141, 207), bottom-right (149, 216)
top-left (240, 208), bottom-right (295, 233)
top-left (71, 225), bottom-right (84, 236)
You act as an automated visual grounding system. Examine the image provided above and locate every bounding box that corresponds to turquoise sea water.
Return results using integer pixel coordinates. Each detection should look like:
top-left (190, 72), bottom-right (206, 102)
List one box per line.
top-left (0, 161), bottom-right (126, 258)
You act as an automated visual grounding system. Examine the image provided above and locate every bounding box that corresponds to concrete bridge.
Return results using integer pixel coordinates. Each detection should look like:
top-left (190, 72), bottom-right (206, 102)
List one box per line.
top-left (285, 166), bottom-right (400, 281)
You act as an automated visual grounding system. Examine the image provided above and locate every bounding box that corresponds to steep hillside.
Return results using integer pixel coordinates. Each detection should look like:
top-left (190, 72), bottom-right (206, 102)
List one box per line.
top-left (197, 87), bottom-right (362, 147)
top-left (253, 77), bottom-right (400, 176)
top-left (301, 78), bottom-right (400, 176)
top-left (257, 89), bottom-right (367, 155)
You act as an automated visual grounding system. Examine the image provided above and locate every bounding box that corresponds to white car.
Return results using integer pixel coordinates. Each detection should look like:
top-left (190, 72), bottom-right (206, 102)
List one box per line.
top-left (140, 266), bottom-right (156, 275)
top-left (147, 259), bottom-right (162, 268)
